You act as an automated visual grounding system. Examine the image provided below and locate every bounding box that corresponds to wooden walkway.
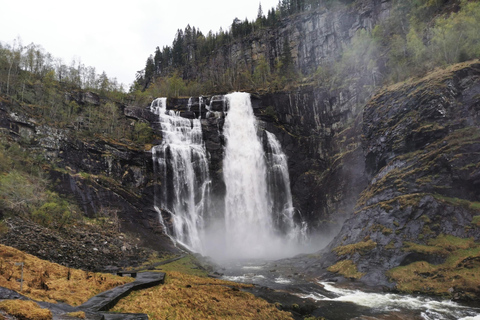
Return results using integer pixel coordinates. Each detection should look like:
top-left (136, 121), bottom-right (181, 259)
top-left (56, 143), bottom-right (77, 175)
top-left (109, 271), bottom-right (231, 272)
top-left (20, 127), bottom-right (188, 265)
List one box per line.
top-left (79, 272), bottom-right (165, 312)
top-left (0, 271), bottom-right (166, 320)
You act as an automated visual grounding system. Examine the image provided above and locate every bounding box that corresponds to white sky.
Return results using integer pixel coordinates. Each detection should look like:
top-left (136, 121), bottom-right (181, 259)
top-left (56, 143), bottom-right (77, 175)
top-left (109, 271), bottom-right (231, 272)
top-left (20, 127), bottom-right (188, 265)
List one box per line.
top-left (0, 0), bottom-right (280, 89)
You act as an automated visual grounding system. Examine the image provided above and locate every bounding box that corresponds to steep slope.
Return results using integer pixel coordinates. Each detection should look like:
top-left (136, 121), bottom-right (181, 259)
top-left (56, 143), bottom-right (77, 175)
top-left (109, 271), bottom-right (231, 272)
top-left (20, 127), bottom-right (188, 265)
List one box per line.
top-left (315, 61), bottom-right (480, 299)
top-left (0, 93), bottom-right (178, 271)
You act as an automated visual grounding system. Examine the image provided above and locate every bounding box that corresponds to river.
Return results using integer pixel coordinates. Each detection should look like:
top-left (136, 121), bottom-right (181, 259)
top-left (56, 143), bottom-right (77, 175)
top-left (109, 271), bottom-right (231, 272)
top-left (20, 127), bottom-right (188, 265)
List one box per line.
top-left (218, 259), bottom-right (480, 320)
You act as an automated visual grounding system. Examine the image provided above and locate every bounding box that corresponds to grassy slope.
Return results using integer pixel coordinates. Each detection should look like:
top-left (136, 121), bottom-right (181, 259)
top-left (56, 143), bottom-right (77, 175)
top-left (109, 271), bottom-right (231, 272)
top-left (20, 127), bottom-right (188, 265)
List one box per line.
top-left (112, 256), bottom-right (294, 320)
top-left (0, 244), bottom-right (293, 319)
top-left (0, 244), bottom-right (133, 306)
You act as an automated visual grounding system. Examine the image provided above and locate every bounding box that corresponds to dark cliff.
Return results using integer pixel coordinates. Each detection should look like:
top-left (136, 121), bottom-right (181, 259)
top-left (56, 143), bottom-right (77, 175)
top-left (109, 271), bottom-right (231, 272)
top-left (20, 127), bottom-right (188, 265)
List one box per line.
top-left (0, 97), bottom-right (177, 270)
top-left (309, 61), bottom-right (480, 299)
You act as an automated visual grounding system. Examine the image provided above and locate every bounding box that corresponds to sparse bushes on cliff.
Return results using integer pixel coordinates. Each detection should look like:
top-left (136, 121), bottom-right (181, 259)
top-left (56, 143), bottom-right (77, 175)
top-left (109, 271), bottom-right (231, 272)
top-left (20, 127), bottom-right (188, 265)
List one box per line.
top-left (0, 169), bottom-right (79, 229)
top-left (0, 135), bottom-right (81, 230)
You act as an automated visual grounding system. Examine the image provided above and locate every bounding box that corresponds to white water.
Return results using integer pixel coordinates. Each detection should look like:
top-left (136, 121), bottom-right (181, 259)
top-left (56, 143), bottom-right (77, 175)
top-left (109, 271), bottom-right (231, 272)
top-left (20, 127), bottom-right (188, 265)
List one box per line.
top-left (265, 131), bottom-right (307, 242)
top-left (150, 93), bottom-right (308, 260)
top-left (297, 282), bottom-right (480, 320)
top-left (150, 98), bottom-right (211, 253)
top-left (220, 92), bottom-right (305, 260)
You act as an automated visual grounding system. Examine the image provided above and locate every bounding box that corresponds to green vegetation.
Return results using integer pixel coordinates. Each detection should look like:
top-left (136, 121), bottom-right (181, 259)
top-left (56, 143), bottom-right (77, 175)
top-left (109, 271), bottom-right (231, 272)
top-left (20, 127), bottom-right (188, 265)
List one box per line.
top-left (0, 39), bottom-right (125, 95)
top-left (472, 216), bottom-right (480, 227)
top-left (388, 235), bottom-right (480, 297)
top-left (154, 255), bottom-right (209, 277)
top-left (433, 195), bottom-right (480, 213)
top-left (0, 40), bottom-right (155, 147)
top-left (134, 0), bottom-right (480, 102)
top-left (327, 260), bottom-right (365, 280)
top-left (0, 134), bottom-right (83, 229)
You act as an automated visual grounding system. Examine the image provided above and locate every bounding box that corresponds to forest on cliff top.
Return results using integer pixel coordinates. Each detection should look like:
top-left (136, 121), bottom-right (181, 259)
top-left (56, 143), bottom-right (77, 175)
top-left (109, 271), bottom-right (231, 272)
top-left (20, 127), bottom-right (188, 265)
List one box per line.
top-left (134, 0), bottom-right (480, 101)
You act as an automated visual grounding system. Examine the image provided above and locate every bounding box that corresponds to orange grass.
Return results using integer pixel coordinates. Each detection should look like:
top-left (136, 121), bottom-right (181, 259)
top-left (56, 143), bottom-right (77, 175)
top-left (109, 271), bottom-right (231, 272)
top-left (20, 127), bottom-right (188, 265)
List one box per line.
top-left (327, 260), bottom-right (365, 280)
top-left (0, 244), bottom-right (133, 306)
top-left (388, 235), bottom-right (480, 297)
top-left (112, 271), bottom-right (294, 320)
top-left (0, 300), bottom-right (52, 320)
top-left (67, 311), bottom-right (86, 318)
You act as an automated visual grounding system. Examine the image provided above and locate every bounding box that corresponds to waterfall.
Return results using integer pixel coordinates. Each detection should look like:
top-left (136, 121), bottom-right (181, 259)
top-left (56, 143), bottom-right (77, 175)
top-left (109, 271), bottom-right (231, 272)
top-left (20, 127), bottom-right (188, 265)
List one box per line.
top-left (151, 93), bottom-right (307, 260)
top-left (222, 92), bottom-right (273, 259)
top-left (220, 92), bottom-right (304, 260)
top-left (265, 131), bottom-right (302, 240)
top-left (150, 98), bottom-right (211, 253)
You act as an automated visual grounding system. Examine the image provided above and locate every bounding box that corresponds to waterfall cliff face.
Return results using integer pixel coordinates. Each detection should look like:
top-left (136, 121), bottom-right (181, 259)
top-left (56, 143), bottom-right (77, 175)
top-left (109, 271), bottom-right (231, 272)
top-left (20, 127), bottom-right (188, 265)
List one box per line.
top-left (151, 93), bottom-right (308, 260)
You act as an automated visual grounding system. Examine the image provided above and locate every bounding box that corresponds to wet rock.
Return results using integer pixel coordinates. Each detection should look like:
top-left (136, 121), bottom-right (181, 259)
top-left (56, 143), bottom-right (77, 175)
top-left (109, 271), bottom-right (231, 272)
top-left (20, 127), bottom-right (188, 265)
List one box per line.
top-left (316, 62), bottom-right (480, 292)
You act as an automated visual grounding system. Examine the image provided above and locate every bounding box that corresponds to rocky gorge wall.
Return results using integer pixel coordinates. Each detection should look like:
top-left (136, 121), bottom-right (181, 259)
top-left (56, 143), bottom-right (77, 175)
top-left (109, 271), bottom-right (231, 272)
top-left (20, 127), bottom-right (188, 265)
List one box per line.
top-left (309, 61), bottom-right (480, 298)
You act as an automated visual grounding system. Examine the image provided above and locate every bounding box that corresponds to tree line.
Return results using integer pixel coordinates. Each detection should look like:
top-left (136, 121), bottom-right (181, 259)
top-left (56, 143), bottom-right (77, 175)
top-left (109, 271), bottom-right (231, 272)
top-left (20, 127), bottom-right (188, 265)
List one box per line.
top-left (0, 39), bottom-right (124, 99)
top-left (135, 0), bottom-right (479, 101)
top-left (0, 38), bottom-right (154, 147)
top-left (134, 0), bottom-right (340, 93)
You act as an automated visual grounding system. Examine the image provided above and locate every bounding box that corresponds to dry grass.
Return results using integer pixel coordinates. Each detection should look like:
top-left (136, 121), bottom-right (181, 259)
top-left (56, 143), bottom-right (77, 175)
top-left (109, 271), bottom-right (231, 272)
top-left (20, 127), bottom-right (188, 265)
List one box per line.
top-left (0, 244), bottom-right (133, 306)
top-left (0, 300), bottom-right (52, 320)
top-left (387, 235), bottom-right (480, 297)
top-left (333, 239), bottom-right (377, 256)
top-left (112, 270), bottom-right (293, 320)
top-left (67, 311), bottom-right (86, 318)
top-left (327, 260), bottom-right (365, 280)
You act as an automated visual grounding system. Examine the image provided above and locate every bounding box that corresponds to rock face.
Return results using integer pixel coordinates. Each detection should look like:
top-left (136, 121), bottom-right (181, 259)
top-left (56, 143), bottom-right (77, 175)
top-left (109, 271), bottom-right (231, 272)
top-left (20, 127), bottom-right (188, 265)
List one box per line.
top-left (314, 62), bottom-right (480, 296)
top-left (199, 0), bottom-right (391, 84)
top-left (260, 87), bottom-right (367, 232)
top-left (0, 99), bottom-right (179, 269)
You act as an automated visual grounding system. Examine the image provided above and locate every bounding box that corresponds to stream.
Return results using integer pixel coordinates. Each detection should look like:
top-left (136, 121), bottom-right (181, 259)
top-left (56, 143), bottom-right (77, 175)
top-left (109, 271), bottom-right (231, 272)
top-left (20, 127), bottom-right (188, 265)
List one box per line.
top-left (218, 259), bottom-right (480, 320)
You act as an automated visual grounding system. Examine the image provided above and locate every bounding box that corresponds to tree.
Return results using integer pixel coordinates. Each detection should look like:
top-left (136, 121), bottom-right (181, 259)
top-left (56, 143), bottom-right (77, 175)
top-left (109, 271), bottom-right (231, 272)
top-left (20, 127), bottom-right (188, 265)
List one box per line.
top-left (144, 55), bottom-right (155, 89)
top-left (279, 34), bottom-right (295, 79)
top-left (167, 72), bottom-right (185, 98)
top-left (172, 29), bottom-right (185, 68)
top-left (98, 71), bottom-right (110, 94)
top-left (253, 56), bottom-right (270, 87)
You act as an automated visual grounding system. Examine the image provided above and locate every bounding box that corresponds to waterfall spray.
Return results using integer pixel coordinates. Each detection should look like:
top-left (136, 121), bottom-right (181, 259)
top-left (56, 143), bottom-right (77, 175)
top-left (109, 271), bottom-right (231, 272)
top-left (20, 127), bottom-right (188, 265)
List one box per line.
top-left (151, 93), bottom-right (308, 260)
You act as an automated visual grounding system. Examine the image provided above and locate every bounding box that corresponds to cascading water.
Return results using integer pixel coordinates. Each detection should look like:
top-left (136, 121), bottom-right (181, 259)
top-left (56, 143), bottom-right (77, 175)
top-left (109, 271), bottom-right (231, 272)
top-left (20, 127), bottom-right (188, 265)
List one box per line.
top-left (220, 92), bottom-right (305, 260)
top-left (150, 97), bottom-right (211, 253)
top-left (151, 93), bottom-right (307, 260)
top-left (265, 131), bottom-right (307, 242)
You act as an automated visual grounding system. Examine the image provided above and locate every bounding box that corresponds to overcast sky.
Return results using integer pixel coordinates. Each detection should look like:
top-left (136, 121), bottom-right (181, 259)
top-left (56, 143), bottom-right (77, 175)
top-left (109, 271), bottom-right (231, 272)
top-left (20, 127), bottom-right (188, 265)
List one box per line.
top-left (1, 0), bottom-right (280, 89)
